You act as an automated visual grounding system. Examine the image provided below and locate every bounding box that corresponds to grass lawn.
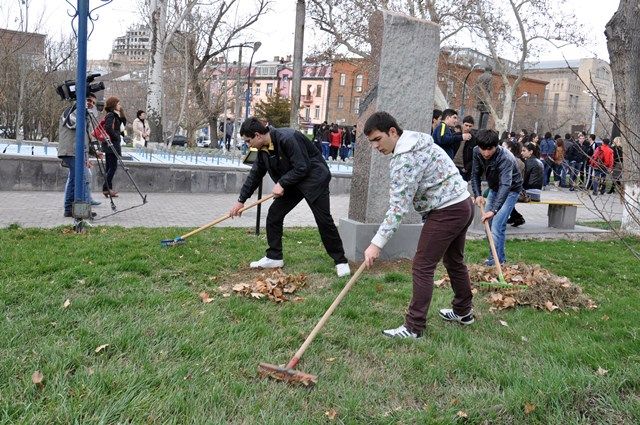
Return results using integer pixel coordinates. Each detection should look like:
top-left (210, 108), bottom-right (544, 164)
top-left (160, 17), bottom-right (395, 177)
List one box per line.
top-left (0, 226), bottom-right (639, 424)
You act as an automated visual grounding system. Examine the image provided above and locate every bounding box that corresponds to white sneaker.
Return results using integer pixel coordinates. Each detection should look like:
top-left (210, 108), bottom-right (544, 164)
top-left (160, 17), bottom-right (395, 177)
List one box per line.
top-left (249, 256), bottom-right (284, 268)
top-left (438, 308), bottom-right (475, 325)
top-left (336, 263), bottom-right (351, 277)
top-left (382, 324), bottom-right (421, 339)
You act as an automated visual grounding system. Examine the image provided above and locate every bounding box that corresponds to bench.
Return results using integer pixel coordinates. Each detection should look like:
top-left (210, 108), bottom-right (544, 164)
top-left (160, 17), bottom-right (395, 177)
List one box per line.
top-left (528, 200), bottom-right (579, 229)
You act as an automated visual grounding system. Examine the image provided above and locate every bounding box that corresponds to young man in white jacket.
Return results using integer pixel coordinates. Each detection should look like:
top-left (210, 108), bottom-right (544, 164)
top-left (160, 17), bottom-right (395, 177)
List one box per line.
top-left (362, 112), bottom-right (475, 338)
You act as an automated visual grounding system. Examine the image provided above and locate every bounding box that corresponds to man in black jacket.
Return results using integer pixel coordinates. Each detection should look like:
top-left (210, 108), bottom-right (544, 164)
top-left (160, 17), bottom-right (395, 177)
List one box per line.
top-left (471, 130), bottom-right (522, 266)
top-left (432, 108), bottom-right (471, 159)
top-left (229, 117), bottom-right (351, 277)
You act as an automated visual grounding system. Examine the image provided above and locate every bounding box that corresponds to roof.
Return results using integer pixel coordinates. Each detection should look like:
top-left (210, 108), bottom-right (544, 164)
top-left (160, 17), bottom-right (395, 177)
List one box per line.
top-left (525, 59), bottom-right (581, 70)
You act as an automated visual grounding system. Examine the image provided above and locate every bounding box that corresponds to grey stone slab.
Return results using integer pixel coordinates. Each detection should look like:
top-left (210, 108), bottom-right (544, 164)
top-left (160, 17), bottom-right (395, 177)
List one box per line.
top-left (349, 10), bottom-right (440, 226)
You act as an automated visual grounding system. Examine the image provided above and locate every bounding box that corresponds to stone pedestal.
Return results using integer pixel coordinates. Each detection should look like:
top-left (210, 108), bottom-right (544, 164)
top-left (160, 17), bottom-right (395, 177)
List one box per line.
top-left (340, 10), bottom-right (440, 261)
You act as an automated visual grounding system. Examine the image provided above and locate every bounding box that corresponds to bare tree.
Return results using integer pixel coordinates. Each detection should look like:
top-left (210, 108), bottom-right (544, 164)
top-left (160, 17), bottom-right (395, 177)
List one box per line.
top-left (146, 0), bottom-right (198, 145)
top-left (289, 0), bottom-right (305, 130)
top-left (606, 0), bottom-right (640, 235)
top-left (184, 0), bottom-right (268, 138)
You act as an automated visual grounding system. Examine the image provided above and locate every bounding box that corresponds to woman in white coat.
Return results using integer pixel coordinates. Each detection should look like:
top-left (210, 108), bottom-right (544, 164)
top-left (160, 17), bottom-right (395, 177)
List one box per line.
top-left (132, 110), bottom-right (150, 148)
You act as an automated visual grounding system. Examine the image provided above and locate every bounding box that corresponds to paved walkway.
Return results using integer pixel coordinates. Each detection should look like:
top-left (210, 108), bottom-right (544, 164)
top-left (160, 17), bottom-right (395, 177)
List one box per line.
top-left (1, 186), bottom-right (624, 238)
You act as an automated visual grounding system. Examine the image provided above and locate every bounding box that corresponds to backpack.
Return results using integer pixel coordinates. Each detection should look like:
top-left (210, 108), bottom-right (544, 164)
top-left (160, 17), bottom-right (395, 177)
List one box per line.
top-left (91, 117), bottom-right (109, 142)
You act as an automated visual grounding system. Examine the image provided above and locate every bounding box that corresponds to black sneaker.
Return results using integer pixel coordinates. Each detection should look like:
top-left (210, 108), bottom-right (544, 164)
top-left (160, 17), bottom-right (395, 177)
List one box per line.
top-left (63, 211), bottom-right (72, 217)
top-left (439, 309), bottom-right (475, 325)
top-left (511, 218), bottom-right (525, 227)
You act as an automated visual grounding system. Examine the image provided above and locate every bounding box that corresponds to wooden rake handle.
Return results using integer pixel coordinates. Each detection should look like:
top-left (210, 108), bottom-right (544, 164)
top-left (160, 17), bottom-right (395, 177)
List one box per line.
top-left (180, 194), bottom-right (275, 240)
top-left (286, 262), bottom-right (368, 369)
top-left (479, 203), bottom-right (505, 279)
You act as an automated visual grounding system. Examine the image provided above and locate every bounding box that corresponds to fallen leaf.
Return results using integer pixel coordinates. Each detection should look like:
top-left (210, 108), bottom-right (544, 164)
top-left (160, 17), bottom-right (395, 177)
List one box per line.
top-left (199, 291), bottom-right (214, 303)
top-left (63, 299), bottom-right (71, 309)
top-left (601, 315), bottom-right (609, 321)
top-left (222, 293), bottom-right (231, 298)
top-left (31, 370), bottom-right (44, 388)
top-left (596, 367), bottom-right (608, 376)
top-left (544, 301), bottom-right (559, 312)
top-left (375, 283), bottom-right (384, 293)
top-left (94, 344), bottom-right (109, 353)
top-left (326, 357), bottom-right (336, 363)
top-left (251, 292), bottom-right (265, 299)
top-left (456, 410), bottom-right (468, 418)
top-left (499, 320), bottom-right (509, 327)
top-left (434, 278), bottom-right (446, 288)
top-left (524, 403), bottom-right (536, 414)
top-left (521, 336), bottom-right (529, 342)
top-left (325, 408), bottom-right (337, 420)
top-left (293, 296), bottom-right (305, 302)
top-left (87, 367), bottom-right (95, 376)
top-left (450, 398), bottom-right (460, 406)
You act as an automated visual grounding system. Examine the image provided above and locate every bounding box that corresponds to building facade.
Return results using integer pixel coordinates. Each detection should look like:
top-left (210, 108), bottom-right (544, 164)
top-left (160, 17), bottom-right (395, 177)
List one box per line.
top-left (524, 58), bottom-right (616, 137)
top-left (325, 59), bottom-right (370, 126)
top-left (109, 25), bottom-right (150, 66)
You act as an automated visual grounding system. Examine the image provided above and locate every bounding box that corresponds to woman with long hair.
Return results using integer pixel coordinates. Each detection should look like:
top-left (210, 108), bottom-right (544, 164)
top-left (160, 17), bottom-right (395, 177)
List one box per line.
top-left (102, 96), bottom-right (126, 197)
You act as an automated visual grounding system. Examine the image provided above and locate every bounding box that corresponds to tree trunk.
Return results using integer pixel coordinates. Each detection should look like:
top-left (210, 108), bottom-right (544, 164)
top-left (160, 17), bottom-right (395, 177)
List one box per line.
top-left (606, 0), bottom-right (640, 235)
top-left (147, 0), bottom-right (167, 145)
top-left (289, 0), bottom-right (305, 130)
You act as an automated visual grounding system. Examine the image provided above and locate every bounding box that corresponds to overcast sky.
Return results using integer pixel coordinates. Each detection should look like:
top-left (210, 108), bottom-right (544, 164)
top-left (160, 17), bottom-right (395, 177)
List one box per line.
top-left (0, 0), bottom-right (620, 63)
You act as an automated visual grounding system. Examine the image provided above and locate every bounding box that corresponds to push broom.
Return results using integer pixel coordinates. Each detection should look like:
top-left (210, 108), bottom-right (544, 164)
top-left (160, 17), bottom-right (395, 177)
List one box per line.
top-left (160, 194), bottom-right (274, 247)
top-left (258, 261), bottom-right (367, 387)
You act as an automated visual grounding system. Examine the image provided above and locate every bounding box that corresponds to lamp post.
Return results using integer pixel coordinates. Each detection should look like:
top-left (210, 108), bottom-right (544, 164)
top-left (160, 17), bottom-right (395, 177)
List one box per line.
top-left (244, 41), bottom-right (262, 119)
top-left (583, 91), bottom-right (597, 134)
top-left (460, 63), bottom-right (481, 118)
top-left (508, 92), bottom-right (528, 133)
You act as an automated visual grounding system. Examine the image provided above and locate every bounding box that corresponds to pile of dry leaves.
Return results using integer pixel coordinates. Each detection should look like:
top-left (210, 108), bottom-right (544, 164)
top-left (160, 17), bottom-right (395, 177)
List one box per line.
top-left (200, 269), bottom-right (307, 304)
top-left (438, 263), bottom-right (597, 312)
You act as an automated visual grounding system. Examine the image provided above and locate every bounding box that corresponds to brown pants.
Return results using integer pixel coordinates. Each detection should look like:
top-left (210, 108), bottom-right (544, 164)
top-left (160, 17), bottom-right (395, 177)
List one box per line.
top-left (405, 197), bottom-right (474, 333)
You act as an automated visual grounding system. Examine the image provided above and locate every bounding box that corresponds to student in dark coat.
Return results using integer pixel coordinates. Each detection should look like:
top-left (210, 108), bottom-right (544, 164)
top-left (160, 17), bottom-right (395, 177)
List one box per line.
top-left (229, 117), bottom-right (350, 277)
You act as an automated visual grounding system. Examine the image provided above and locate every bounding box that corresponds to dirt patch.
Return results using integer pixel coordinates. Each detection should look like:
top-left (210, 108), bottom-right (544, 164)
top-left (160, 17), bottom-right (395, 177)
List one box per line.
top-left (440, 263), bottom-right (598, 312)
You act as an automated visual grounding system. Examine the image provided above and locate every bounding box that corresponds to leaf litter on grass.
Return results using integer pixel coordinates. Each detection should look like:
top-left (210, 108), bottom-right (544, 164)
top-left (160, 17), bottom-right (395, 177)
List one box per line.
top-left (214, 269), bottom-right (308, 303)
top-left (441, 263), bottom-right (597, 312)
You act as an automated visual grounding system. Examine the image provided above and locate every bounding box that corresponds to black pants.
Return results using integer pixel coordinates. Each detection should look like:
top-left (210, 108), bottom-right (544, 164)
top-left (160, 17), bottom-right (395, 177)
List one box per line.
top-left (265, 188), bottom-right (347, 265)
top-left (102, 152), bottom-right (118, 191)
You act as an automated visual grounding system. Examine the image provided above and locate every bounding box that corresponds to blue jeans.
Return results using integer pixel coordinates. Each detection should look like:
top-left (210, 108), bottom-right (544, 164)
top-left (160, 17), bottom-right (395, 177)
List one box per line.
top-left (485, 190), bottom-right (520, 264)
top-left (321, 142), bottom-right (330, 160)
top-left (61, 156), bottom-right (89, 213)
top-left (567, 160), bottom-right (583, 186)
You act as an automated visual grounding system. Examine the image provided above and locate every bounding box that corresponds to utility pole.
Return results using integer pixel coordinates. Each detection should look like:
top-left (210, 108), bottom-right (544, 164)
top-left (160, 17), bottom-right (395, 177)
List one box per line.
top-left (289, 0), bottom-right (305, 130)
top-left (233, 47), bottom-right (243, 142)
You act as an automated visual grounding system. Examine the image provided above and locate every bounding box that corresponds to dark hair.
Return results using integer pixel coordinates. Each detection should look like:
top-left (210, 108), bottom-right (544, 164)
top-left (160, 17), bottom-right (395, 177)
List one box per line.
top-left (500, 131), bottom-right (509, 141)
top-left (508, 140), bottom-right (523, 159)
top-left (565, 133), bottom-right (571, 139)
top-left (544, 132), bottom-right (552, 139)
top-left (136, 110), bottom-right (145, 119)
top-left (87, 92), bottom-right (97, 100)
top-left (462, 115), bottom-right (475, 125)
top-left (523, 141), bottom-right (540, 158)
top-left (432, 109), bottom-right (442, 121)
top-left (454, 124), bottom-right (462, 132)
top-left (509, 131), bottom-right (516, 138)
top-left (441, 108), bottom-right (458, 120)
top-left (363, 111), bottom-right (403, 136)
top-left (520, 129), bottom-right (528, 136)
top-left (589, 134), bottom-right (596, 141)
top-left (239, 117), bottom-right (269, 138)
top-left (554, 134), bottom-right (562, 141)
top-left (602, 138), bottom-right (610, 145)
top-left (476, 129), bottom-right (499, 149)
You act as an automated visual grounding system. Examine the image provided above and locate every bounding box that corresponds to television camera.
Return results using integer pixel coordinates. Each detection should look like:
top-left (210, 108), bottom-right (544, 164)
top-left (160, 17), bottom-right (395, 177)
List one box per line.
top-left (56, 73), bottom-right (105, 101)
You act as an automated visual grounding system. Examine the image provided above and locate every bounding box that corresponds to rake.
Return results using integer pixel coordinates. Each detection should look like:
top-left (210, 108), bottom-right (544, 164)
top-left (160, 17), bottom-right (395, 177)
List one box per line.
top-left (479, 203), bottom-right (510, 286)
top-left (258, 262), bottom-right (367, 387)
top-left (160, 194), bottom-right (274, 247)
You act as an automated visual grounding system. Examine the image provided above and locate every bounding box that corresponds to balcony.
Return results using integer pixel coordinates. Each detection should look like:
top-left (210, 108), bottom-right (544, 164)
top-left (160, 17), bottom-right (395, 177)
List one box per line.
top-left (301, 94), bottom-right (313, 104)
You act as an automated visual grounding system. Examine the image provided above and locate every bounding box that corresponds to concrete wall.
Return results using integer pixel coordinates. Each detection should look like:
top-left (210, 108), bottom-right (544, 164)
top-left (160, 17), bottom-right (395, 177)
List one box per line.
top-left (0, 154), bottom-right (352, 194)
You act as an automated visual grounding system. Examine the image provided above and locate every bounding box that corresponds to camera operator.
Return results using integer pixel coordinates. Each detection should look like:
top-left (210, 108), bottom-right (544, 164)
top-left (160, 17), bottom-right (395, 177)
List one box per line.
top-left (102, 96), bottom-right (126, 198)
top-left (57, 93), bottom-right (99, 218)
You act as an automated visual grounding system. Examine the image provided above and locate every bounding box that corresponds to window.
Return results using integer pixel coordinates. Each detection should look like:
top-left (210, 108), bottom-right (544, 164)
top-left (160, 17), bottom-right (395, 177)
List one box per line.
top-left (306, 84), bottom-right (312, 96)
top-left (266, 83), bottom-right (273, 95)
top-left (569, 94), bottom-right (573, 106)
top-left (355, 74), bottom-right (363, 92)
top-left (305, 106), bottom-right (310, 121)
top-left (314, 105), bottom-right (320, 119)
top-left (255, 84), bottom-right (261, 95)
top-left (339, 73), bottom-right (346, 86)
top-left (533, 94), bottom-right (538, 105)
top-left (353, 97), bottom-right (361, 114)
top-left (316, 84), bottom-right (322, 97)
top-left (256, 66), bottom-right (277, 77)
top-left (553, 93), bottom-right (559, 113)
top-left (574, 96), bottom-right (579, 108)
top-left (337, 95), bottom-right (344, 109)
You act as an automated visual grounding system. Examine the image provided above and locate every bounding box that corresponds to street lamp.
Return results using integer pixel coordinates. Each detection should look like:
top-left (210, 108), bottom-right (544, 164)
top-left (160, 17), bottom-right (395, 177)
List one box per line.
top-left (508, 91), bottom-right (528, 133)
top-left (245, 41), bottom-right (262, 119)
top-left (460, 62), bottom-right (481, 118)
top-left (583, 90), bottom-right (597, 134)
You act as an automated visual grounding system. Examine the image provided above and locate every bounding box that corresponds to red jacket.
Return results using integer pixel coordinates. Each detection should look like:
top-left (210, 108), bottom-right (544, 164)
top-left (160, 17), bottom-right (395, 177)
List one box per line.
top-left (329, 129), bottom-right (342, 148)
top-left (590, 144), bottom-right (614, 171)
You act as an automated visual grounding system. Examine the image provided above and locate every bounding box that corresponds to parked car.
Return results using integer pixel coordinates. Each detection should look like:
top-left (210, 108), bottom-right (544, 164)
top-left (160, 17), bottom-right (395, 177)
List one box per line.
top-left (196, 137), bottom-right (211, 148)
top-left (166, 134), bottom-right (187, 147)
